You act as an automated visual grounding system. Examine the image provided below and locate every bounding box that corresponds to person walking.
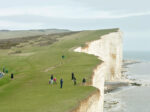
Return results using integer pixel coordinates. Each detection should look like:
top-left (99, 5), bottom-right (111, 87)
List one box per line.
top-left (60, 78), bottom-right (63, 88)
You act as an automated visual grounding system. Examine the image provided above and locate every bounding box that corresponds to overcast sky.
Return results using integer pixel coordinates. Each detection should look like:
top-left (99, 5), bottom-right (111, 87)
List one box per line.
top-left (0, 0), bottom-right (150, 51)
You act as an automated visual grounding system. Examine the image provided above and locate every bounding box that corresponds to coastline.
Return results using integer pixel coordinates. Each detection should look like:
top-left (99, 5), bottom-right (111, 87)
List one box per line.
top-left (104, 59), bottom-right (142, 112)
top-left (105, 59), bottom-right (141, 93)
top-left (74, 30), bottom-right (122, 112)
top-left (104, 59), bottom-right (150, 112)
top-left (104, 60), bottom-right (137, 94)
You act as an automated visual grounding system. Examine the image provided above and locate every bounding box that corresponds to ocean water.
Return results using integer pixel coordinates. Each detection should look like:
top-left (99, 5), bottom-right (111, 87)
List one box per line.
top-left (124, 51), bottom-right (150, 61)
top-left (104, 51), bottom-right (150, 112)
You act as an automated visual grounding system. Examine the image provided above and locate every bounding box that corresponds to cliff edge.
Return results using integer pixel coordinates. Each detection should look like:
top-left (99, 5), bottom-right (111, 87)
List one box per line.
top-left (74, 30), bottom-right (123, 112)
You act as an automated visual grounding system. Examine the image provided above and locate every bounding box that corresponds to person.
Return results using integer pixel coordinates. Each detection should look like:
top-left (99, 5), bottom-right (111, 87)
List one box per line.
top-left (11, 73), bottom-right (14, 79)
top-left (3, 67), bottom-right (5, 73)
top-left (51, 74), bottom-right (53, 80)
top-left (0, 72), bottom-right (3, 78)
top-left (71, 72), bottom-right (75, 80)
top-left (5, 70), bottom-right (8, 73)
top-left (60, 78), bottom-right (63, 88)
top-left (50, 79), bottom-right (53, 85)
top-left (82, 78), bottom-right (86, 85)
top-left (73, 77), bottom-right (77, 85)
top-left (50, 74), bottom-right (54, 84)
top-left (54, 77), bottom-right (57, 84)
top-left (49, 79), bottom-right (51, 84)
top-left (62, 55), bottom-right (65, 59)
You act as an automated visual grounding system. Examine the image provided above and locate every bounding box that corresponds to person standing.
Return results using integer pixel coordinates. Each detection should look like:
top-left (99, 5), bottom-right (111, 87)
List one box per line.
top-left (11, 73), bottom-right (14, 79)
top-left (50, 79), bottom-right (53, 85)
top-left (60, 78), bottom-right (63, 88)
top-left (5, 69), bottom-right (8, 73)
top-left (71, 72), bottom-right (75, 80)
top-left (62, 55), bottom-right (65, 59)
top-left (50, 74), bottom-right (53, 80)
top-left (73, 77), bottom-right (77, 85)
top-left (82, 78), bottom-right (86, 85)
top-left (3, 67), bottom-right (5, 73)
top-left (54, 77), bottom-right (57, 84)
top-left (50, 74), bottom-right (54, 84)
top-left (0, 72), bottom-right (3, 78)
top-left (49, 79), bottom-right (51, 84)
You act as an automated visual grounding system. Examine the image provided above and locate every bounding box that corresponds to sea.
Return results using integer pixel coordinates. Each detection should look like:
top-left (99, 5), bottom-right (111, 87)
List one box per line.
top-left (104, 51), bottom-right (150, 112)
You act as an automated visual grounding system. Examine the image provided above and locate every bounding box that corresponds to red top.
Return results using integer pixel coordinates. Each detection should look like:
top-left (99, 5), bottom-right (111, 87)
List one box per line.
top-left (54, 78), bottom-right (56, 81)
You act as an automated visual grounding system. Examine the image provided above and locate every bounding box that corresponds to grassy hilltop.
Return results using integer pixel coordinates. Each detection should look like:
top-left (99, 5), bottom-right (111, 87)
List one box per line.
top-left (0, 28), bottom-right (118, 112)
top-left (0, 29), bottom-right (70, 39)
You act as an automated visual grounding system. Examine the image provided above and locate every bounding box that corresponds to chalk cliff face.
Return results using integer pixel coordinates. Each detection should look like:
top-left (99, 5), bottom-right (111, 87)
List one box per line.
top-left (71, 90), bottom-right (100, 112)
top-left (74, 30), bottom-right (123, 112)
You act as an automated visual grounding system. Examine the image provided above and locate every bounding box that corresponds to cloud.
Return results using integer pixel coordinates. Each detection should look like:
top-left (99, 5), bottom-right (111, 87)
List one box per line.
top-left (107, 12), bottom-right (150, 19)
top-left (0, 6), bottom-right (150, 19)
top-left (0, 20), bottom-right (43, 30)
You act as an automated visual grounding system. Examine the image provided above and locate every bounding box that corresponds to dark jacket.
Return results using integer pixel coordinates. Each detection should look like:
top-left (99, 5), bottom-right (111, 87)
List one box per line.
top-left (51, 75), bottom-right (53, 80)
top-left (60, 79), bottom-right (63, 84)
top-left (72, 73), bottom-right (74, 80)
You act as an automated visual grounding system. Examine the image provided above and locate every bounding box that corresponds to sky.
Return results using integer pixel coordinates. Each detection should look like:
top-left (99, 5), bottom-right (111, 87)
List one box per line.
top-left (0, 0), bottom-right (150, 51)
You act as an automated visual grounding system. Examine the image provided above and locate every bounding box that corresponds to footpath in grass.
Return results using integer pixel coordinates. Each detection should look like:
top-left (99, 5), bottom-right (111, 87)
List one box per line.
top-left (0, 29), bottom-right (118, 112)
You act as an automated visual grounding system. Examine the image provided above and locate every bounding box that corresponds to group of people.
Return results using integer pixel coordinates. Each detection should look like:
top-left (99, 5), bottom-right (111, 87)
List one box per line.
top-left (49, 74), bottom-right (64, 88)
top-left (2, 67), bottom-right (9, 74)
top-left (72, 72), bottom-right (86, 85)
top-left (49, 75), bottom-right (57, 85)
top-left (49, 72), bottom-right (86, 89)
top-left (0, 67), bottom-right (14, 79)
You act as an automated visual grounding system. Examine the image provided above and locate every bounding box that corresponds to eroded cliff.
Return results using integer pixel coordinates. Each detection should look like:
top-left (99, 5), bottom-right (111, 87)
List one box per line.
top-left (74, 30), bottom-right (123, 112)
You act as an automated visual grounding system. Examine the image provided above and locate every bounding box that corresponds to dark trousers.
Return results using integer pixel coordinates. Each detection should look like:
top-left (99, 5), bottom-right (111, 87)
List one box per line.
top-left (60, 83), bottom-right (63, 88)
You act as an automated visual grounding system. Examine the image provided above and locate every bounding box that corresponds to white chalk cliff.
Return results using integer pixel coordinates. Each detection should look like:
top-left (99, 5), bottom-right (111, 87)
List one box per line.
top-left (73, 30), bottom-right (123, 112)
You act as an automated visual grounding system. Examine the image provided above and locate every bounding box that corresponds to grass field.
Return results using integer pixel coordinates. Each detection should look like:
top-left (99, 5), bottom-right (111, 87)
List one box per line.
top-left (0, 28), bottom-right (118, 112)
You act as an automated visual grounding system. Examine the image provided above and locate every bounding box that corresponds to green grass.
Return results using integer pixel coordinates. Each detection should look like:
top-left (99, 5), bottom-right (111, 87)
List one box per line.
top-left (0, 28), bottom-right (118, 112)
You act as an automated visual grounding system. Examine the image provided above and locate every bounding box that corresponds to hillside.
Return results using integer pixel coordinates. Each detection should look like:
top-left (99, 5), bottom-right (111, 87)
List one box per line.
top-left (0, 29), bottom-right (70, 39)
top-left (0, 28), bottom-right (118, 112)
